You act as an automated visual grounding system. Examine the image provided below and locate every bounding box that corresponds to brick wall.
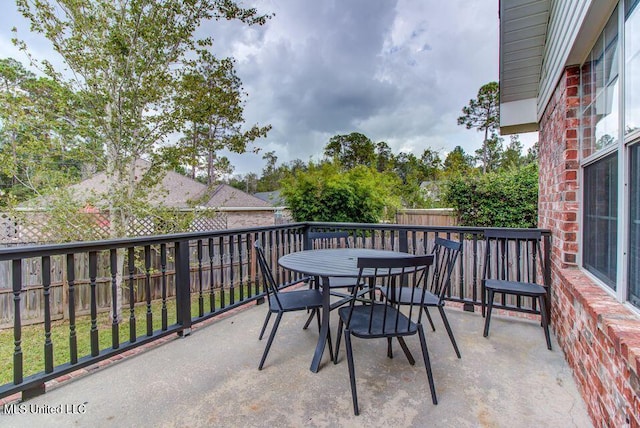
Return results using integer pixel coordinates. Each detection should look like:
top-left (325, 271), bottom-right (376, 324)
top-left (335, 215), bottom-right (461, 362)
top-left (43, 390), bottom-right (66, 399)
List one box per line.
top-left (539, 66), bottom-right (640, 427)
top-left (226, 211), bottom-right (275, 229)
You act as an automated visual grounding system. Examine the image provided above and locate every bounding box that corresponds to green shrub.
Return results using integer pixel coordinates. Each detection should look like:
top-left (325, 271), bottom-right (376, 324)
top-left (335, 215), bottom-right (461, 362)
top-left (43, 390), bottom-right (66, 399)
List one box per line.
top-left (281, 162), bottom-right (400, 223)
top-left (444, 163), bottom-right (538, 228)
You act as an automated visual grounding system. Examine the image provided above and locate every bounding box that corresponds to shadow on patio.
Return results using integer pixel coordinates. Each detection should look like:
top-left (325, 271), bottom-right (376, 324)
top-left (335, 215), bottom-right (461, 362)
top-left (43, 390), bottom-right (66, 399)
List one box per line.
top-left (0, 304), bottom-right (591, 427)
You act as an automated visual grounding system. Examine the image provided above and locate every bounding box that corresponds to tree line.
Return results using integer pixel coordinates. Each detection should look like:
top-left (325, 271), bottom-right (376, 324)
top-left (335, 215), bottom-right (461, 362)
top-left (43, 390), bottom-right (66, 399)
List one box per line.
top-left (230, 129), bottom-right (537, 209)
top-left (233, 82), bottom-right (539, 227)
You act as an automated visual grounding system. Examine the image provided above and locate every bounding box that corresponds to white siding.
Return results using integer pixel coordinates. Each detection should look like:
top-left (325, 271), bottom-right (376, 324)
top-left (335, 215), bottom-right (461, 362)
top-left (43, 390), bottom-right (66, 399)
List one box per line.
top-left (537, 0), bottom-right (618, 119)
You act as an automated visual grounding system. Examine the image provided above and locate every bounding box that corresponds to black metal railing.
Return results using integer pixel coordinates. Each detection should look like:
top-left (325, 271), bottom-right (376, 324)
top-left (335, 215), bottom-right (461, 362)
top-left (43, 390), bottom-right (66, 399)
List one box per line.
top-left (0, 222), bottom-right (551, 400)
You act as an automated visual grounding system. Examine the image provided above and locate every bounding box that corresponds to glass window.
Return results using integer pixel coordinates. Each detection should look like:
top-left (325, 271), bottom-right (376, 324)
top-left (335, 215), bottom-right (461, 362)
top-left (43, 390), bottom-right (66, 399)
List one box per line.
top-left (629, 144), bottom-right (640, 308)
top-left (626, 0), bottom-right (640, 135)
top-left (583, 153), bottom-right (618, 289)
top-left (581, 6), bottom-right (619, 158)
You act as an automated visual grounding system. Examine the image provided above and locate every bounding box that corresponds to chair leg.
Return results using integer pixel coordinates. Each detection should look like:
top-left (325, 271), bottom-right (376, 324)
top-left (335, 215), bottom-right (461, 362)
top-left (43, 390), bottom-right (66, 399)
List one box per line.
top-left (326, 323), bottom-right (334, 362)
top-left (438, 306), bottom-right (461, 358)
top-left (258, 312), bottom-right (283, 370)
top-left (302, 308), bottom-right (316, 330)
top-left (259, 311), bottom-right (272, 340)
top-left (423, 306), bottom-right (436, 332)
top-left (481, 282), bottom-right (486, 318)
top-left (483, 289), bottom-right (495, 338)
top-left (334, 318), bottom-right (344, 364)
top-left (397, 336), bottom-right (415, 365)
top-left (417, 324), bottom-right (437, 405)
top-left (316, 308), bottom-right (321, 332)
top-left (387, 337), bottom-right (393, 359)
top-left (344, 329), bottom-right (359, 416)
top-left (538, 295), bottom-right (552, 351)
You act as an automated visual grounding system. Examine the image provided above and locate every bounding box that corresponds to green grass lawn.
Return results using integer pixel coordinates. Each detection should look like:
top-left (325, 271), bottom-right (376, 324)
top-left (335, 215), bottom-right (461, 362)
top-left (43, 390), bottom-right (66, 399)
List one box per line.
top-left (0, 288), bottom-right (252, 386)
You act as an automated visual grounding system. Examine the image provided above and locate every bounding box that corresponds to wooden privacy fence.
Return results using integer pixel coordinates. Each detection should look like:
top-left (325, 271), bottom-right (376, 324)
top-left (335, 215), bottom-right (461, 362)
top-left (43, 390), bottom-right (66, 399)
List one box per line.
top-left (395, 208), bottom-right (458, 227)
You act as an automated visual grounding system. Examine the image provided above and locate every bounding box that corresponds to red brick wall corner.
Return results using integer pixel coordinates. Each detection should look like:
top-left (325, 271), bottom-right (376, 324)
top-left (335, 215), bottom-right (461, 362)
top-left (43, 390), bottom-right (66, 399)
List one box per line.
top-left (538, 65), bottom-right (640, 427)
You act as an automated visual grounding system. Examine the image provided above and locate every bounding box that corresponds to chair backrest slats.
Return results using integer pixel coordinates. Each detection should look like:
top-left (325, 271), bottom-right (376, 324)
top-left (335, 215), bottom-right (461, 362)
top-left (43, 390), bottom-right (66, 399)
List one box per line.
top-left (430, 237), bottom-right (462, 301)
top-left (254, 239), bottom-right (284, 310)
top-left (483, 230), bottom-right (545, 285)
top-left (346, 255), bottom-right (434, 335)
top-left (308, 231), bottom-right (350, 249)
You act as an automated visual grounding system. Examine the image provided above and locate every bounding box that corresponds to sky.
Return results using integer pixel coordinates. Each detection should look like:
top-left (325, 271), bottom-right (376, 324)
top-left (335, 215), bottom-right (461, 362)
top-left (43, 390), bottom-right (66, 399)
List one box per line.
top-left (0, 0), bottom-right (537, 177)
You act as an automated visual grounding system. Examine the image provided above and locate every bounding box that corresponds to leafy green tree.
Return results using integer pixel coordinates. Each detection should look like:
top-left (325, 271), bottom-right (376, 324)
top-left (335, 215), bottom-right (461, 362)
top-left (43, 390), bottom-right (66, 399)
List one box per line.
top-left (474, 133), bottom-right (503, 173)
top-left (442, 146), bottom-right (474, 178)
top-left (419, 148), bottom-right (442, 181)
top-left (501, 135), bottom-right (524, 170)
top-left (375, 141), bottom-right (395, 172)
top-left (14, 0), bottom-right (270, 320)
top-left (281, 162), bottom-right (400, 223)
top-left (457, 81), bottom-right (499, 173)
top-left (324, 132), bottom-right (376, 170)
top-left (229, 171), bottom-right (258, 194)
top-left (176, 50), bottom-right (270, 185)
top-left (256, 151), bottom-right (284, 192)
top-left (525, 141), bottom-right (539, 164)
top-left (0, 58), bottom-right (93, 207)
top-left (15, 0), bottom-right (270, 237)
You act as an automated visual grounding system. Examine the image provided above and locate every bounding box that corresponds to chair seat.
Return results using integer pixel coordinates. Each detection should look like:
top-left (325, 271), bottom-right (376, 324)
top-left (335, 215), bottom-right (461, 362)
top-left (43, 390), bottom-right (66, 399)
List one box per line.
top-left (269, 289), bottom-right (323, 312)
top-left (485, 279), bottom-right (547, 297)
top-left (387, 287), bottom-right (440, 306)
top-left (325, 276), bottom-right (361, 289)
top-left (338, 304), bottom-right (416, 338)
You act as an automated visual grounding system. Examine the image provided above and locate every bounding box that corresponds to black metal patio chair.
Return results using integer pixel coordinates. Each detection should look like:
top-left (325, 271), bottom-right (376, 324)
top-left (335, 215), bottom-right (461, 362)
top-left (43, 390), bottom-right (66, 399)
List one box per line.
top-left (307, 231), bottom-right (362, 290)
top-left (301, 231), bottom-right (363, 329)
top-left (333, 254), bottom-right (437, 415)
top-left (384, 237), bottom-right (462, 358)
top-left (254, 239), bottom-right (328, 370)
top-left (481, 229), bottom-right (552, 350)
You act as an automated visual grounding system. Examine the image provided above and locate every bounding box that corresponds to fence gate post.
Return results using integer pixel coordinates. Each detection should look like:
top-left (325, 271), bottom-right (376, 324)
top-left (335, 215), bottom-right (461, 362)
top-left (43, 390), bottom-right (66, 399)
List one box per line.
top-left (175, 240), bottom-right (192, 336)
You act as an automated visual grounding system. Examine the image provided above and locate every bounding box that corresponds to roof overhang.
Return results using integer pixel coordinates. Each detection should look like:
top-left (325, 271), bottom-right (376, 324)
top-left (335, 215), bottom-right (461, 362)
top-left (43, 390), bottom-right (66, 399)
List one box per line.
top-left (499, 0), bottom-right (550, 134)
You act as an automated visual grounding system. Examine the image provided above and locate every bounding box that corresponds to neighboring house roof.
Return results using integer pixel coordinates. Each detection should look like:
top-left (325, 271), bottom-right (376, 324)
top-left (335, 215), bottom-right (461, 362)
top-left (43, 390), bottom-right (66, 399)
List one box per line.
top-left (21, 159), bottom-right (269, 210)
top-left (253, 190), bottom-right (286, 207)
top-left (65, 163), bottom-right (207, 209)
top-left (202, 184), bottom-right (271, 208)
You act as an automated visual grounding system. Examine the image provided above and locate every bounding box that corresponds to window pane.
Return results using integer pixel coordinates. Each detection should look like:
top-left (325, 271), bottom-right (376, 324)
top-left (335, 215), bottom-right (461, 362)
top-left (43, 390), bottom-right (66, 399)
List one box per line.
top-left (581, 7), bottom-right (619, 157)
top-left (629, 144), bottom-right (640, 308)
top-left (595, 78), bottom-right (619, 149)
top-left (626, 0), bottom-right (640, 135)
top-left (583, 153), bottom-right (618, 288)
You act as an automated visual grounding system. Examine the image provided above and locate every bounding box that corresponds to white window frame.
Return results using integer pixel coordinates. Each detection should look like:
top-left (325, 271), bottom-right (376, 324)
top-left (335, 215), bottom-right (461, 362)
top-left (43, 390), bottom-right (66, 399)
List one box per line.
top-left (579, 1), bottom-right (640, 314)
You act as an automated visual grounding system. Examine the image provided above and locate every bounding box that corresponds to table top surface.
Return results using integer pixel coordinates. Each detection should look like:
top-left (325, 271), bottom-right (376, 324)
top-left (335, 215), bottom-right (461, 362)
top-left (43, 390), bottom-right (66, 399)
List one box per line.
top-left (278, 248), bottom-right (411, 278)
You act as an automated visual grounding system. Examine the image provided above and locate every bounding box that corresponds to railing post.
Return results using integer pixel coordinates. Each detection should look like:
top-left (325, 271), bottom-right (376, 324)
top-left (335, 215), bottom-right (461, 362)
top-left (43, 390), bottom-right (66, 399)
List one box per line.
top-left (399, 229), bottom-right (408, 253)
top-left (302, 224), bottom-right (312, 250)
top-left (12, 259), bottom-right (23, 385)
top-left (544, 233), bottom-right (552, 323)
top-left (175, 240), bottom-right (192, 336)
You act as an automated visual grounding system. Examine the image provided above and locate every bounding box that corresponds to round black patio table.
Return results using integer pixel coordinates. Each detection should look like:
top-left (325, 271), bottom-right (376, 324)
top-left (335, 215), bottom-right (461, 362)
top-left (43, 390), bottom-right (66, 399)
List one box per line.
top-left (278, 248), bottom-right (411, 373)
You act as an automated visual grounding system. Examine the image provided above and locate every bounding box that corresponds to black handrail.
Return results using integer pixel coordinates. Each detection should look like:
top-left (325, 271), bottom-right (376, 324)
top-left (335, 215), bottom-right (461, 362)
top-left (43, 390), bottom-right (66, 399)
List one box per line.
top-left (0, 222), bottom-right (551, 401)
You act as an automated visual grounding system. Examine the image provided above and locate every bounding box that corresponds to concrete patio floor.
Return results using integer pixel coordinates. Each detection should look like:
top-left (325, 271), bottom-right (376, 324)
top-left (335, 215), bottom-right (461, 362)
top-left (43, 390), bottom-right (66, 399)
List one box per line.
top-left (1, 303), bottom-right (591, 427)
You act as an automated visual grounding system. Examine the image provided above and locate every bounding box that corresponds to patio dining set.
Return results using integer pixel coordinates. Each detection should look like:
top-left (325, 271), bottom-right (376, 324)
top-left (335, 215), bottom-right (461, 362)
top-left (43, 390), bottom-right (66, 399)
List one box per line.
top-left (253, 230), bottom-right (551, 416)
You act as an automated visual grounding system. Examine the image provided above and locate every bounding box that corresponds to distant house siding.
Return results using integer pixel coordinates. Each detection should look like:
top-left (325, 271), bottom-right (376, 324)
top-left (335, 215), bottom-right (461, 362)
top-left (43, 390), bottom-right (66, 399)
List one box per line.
top-left (226, 211), bottom-right (276, 229)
